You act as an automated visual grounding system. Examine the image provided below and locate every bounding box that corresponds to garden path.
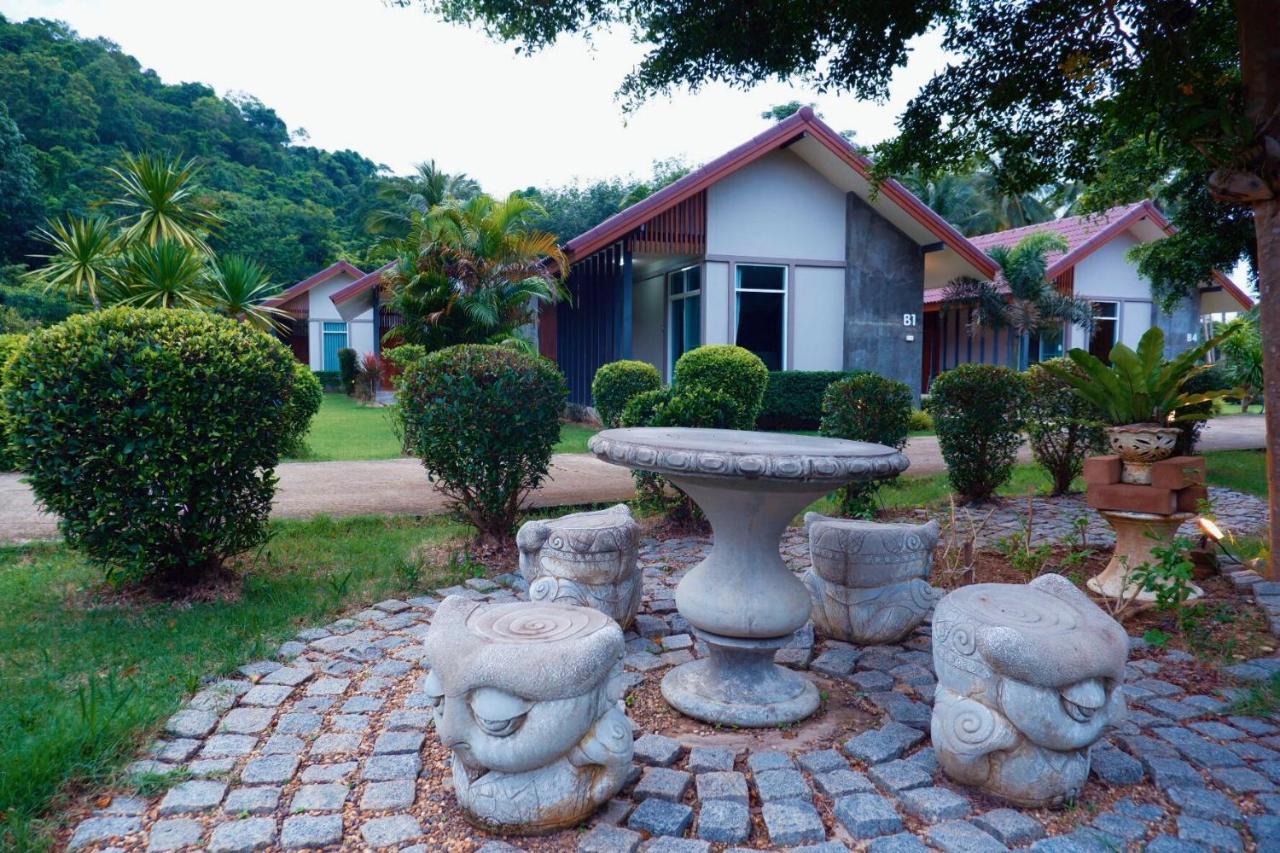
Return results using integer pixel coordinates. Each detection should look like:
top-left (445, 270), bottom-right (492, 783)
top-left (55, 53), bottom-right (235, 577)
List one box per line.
top-left (64, 528), bottom-right (1280, 851)
top-left (0, 416), bottom-right (1265, 543)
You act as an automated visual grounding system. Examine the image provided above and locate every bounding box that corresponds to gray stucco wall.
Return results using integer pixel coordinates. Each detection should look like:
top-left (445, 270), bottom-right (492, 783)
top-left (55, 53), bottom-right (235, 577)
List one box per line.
top-left (1155, 292), bottom-right (1202, 359)
top-left (843, 193), bottom-right (925, 397)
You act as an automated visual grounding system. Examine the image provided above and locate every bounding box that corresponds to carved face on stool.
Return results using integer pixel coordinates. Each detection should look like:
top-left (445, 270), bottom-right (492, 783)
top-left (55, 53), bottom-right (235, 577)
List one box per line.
top-left (931, 573), bottom-right (1127, 808)
top-left (423, 597), bottom-right (632, 833)
top-left (517, 504), bottom-right (641, 628)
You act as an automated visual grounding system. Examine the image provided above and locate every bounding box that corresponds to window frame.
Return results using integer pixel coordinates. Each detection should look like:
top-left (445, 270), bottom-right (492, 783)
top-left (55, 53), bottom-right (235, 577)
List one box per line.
top-left (665, 265), bottom-right (702, 379)
top-left (321, 321), bottom-right (349, 372)
top-left (733, 263), bottom-right (789, 371)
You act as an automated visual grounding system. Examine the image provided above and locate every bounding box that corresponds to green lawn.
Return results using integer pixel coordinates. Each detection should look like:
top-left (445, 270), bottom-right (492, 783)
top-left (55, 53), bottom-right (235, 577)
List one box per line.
top-left (287, 394), bottom-right (599, 461)
top-left (0, 515), bottom-right (468, 850)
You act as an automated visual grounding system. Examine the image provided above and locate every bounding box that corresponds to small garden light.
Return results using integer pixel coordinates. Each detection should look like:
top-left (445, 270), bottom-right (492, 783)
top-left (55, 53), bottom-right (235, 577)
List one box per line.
top-left (1197, 516), bottom-right (1241, 563)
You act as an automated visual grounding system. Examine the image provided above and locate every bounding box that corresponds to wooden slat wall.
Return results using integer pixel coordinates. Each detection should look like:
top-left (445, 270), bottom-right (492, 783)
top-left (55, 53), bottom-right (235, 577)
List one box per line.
top-left (631, 191), bottom-right (706, 255)
top-left (558, 242), bottom-right (624, 405)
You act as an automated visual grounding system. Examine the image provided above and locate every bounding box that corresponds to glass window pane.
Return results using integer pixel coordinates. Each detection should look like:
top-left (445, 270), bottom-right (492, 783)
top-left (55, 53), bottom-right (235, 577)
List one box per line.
top-left (735, 291), bottom-right (783, 370)
top-left (1039, 327), bottom-right (1064, 360)
top-left (1092, 301), bottom-right (1118, 319)
top-left (685, 265), bottom-right (701, 294)
top-left (668, 271), bottom-right (683, 296)
top-left (737, 264), bottom-right (785, 291)
top-left (684, 295), bottom-right (701, 355)
top-left (670, 299), bottom-right (682, 367)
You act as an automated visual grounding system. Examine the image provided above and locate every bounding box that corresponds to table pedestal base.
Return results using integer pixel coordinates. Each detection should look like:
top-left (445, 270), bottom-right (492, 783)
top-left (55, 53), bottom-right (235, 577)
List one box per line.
top-left (1087, 510), bottom-right (1203, 607)
top-left (661, 630), bottom-right (819, 727)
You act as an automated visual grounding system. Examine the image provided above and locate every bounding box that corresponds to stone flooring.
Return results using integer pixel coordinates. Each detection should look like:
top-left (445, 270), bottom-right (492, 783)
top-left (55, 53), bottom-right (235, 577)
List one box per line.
top-left (68, 518), bottom-right (1280, 852)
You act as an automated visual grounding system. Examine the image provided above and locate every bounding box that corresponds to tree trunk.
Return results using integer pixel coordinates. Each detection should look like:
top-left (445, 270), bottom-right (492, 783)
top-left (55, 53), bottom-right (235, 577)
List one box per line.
top-left (1254, 198), bottom-right (1280, 578)
top-left (1235, 0), bottom-right (1280, 577)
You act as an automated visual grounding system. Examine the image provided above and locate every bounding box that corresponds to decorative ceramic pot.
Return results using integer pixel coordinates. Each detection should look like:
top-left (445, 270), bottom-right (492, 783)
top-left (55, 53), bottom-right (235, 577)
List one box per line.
top-left (1105, 424), bottom-right (1181, 484)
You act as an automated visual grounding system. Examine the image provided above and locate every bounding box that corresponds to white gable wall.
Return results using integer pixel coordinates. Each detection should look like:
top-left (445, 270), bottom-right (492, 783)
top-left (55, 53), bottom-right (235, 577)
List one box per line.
top-left (1069, 231), bottom-right (1155, 351)
top-left (303, 273), bottom-right (375, 370)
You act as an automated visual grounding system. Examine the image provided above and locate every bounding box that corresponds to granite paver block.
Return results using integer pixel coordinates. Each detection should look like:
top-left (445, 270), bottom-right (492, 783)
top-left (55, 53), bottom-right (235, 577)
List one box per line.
top-left (635, 734), bottom-right (684, 767)
top-left (207, 817), bottom-right (276, 852)
top-left (814, 769), bottom-right (874, 797)
top-left (261, 666), bottom-right (312, 687)
top-left (306, 677), bottom-right (350, 696)
top-left (158, 780), bottom-right (227, 815)
top-left (241, 754), bottom-right (299, 784)
top-left (301, 761), bottom-right (357, 783)
top-left (1143, 756), bottom-right (1203, 788)
top-left (812, 648), bottom-right (860, 677)
top-left (1089, 743), bottom-right (1144, 784)
top-left (640, 839), bottom-right (710, 853)
top-left (240, 684), bottom-right (293, 707)
top-left (972, 809), bottom-right (1045, 846)
top-left (290, 782), bottom-right (348, 812)
top-left (220, 708), bottom-right (275, 735)
top-left (311, 733), bottom-right (361, 756)
top-left (627, 797), bottom-right (693, 837)
top-left (635, 767), bottom-right (692, 802)
top-left (331, 713), bottom-right (371, 732)
top-left (754, 768), bottom-right (810, 802)
top-left (833, 793), bottom-right (903, 839)
top-left (360, 779), bottom-right (416, 811)
top-left (688, 747), bottom-right (736, 773)
top-left (1090, 812), bottom-right (1148, 843)
top-left (1144, 835), bottom-right (1207, 852)
top-left (696, 799), bottom-right (750, 843)
top-left (1166, 785), bottom-right (1241, 822)
top-left (275, 712), bottom-right (322, 734)
top-left (361, 814), bottom-right (423, 848)
top-left (1176, 816), bottom-right (1243, 852)
top-left (372, 731), bottom-right (425, 755)
top-left (200, 734), bottom-right (257, 758)
top-left (696, 771), bottom-right (748, 805)
top-left (165, 709), bottom-right (218, 738)
top-left (798, 749), bottom-right (848, 774)
top-left (386, 709), bottom-right (431, 731)
top-left (897, 786), bottom-right (971, 822)
top-left (223, 786), bottom-right (280, 815)
top-left (747, 750), bottom-right (795, 773)
top-left (926, 821), bottom-right (1009, 852)
top-left (867, 759), bottom-right (932, 793)
top-left (763, 800), bottom-right (825, 846)
top-left (341, 695), bottom-right (385, 713)
top-left (261, 734), bottom-right (305, 755)
top-left (867, 833), bottom-right (929, 852)
top-left (1209, 765), bottom-right (1275, 793)
top-left (146, 818), bottom-right (203, 851)
top-left (281, 814), bottom-right (343, 849)
top-left (68, 817), bottom-right (142, 850)
top-left (579, 825), bottom-right (643, 853)
top-left (843, 730), bottom-right (904, 765)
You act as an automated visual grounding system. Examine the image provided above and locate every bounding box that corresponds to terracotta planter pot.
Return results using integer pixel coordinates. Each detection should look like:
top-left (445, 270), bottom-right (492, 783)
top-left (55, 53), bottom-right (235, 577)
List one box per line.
top-left (1105, 424), bottom-right (1181, 485)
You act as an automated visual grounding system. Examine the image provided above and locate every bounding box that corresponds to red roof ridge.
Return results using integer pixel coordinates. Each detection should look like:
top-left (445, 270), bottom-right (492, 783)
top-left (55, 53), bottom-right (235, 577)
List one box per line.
top-left (330, 261), bottom-right (396, 305)
top-left (266, 259), bottom-right (367, 306)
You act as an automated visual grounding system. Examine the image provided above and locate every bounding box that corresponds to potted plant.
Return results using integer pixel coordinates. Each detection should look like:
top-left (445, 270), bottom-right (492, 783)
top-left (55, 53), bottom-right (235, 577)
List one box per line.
top-left (1043, 326), bottom-right (1237, 484)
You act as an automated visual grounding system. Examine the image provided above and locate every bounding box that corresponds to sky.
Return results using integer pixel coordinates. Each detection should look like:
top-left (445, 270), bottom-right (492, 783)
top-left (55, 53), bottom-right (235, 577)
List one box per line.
top-left (0, 0), bottom-right (951, 194)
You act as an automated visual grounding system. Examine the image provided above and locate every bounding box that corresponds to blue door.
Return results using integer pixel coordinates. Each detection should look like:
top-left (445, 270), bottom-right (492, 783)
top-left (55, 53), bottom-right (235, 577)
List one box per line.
top-left (322, 322), bottom-right (348, 371)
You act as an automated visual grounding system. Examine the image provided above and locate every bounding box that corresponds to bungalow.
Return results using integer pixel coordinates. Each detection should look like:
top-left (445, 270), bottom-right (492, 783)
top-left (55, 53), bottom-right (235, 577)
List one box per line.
top-left (266, 260), bottom-right (396, 373)
top-left (542, 107), bottom-right (1255, 403)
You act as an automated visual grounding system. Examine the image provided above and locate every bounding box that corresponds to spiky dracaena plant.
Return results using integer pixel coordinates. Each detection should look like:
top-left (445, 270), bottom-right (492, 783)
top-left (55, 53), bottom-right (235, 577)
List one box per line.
top-left (108, 152), bottom-right (222, 252)
top-left (206, 254), bottom-right (286, 331)
top-left (1041, 326), bottom-right (1240, 426)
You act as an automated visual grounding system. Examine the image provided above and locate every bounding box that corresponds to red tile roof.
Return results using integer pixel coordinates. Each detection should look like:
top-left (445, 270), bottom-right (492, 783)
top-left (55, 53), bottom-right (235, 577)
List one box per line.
top-left (924, 200), bottom-right (1254, 310)
top-left (266, 260), bottom-right (367, 307)
top-left (330, 261), bottom-right (395, 305)
top-left (564, 107), bottom-right (999, 280)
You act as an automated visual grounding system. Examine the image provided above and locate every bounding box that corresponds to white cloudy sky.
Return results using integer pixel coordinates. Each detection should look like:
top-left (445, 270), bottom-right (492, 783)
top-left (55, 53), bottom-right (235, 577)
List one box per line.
top-left (1, 0), bottom-right (950, 194)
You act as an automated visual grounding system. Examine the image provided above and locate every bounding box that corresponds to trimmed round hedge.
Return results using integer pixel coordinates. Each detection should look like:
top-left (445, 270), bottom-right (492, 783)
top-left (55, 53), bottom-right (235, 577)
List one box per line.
top-left (674, 344), bottom-right (768, 428)
top-left (927, 363), bottom-right (1029, 502)
top-left (397, 344), bottom-right (567, 542)
top-left (592, 360), bottom-right (661, 427)
top-left (819, 371), bottom-right (914, 516)
top-left (1, 309), bottom-right (300, 585)
top-left (1024, 359), bottom-right (1106, 496)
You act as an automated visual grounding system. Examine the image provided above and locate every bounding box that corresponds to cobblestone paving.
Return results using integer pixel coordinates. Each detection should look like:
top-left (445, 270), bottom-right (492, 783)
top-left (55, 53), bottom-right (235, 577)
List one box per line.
top-left (69, 507), bottom-right (1280, 852)
top-left (917, 486), bottom-right (1269, 549)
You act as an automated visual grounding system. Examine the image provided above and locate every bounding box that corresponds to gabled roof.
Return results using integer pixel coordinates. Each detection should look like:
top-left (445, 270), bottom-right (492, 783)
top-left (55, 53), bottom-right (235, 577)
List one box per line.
top-left (564, 107), bottom-right (1000, 279)
top-left (265, 260), bottom-right (367, 307)
top-left (330, 261), bottom-right (395, 305)
top-left (925, 200), bottom-right (1254, 309)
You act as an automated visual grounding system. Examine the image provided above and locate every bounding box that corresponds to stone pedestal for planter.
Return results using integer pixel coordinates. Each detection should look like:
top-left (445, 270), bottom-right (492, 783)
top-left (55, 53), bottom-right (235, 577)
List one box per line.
top-left (422, 597), bottom-right (633, 834)
top-left (803, 514), bottom-right (942, 644)
top-left (1088, 510), bottom-right (1203, 605)
top-left (589, 427), bottom-right (908, 727)
top-left (931, 574), bottom-right (1128, 808)
top-left (517, 504), bottom-right (642, 629)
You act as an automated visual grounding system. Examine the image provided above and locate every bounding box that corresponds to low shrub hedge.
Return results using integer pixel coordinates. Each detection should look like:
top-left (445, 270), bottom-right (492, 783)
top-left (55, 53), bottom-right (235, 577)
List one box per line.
top-left (0, 332), bottom-right (27, 471)
top-left (1024, 359), bottom-right (1106, 495)
top-left (592, 360), bottom-right (662, 426)
top-left (397, 344), bottom-right (567, 542)
top-left (674, 344), bottom-right (768, 428)
top-left (759, 370), bottom-right (849, 430)
top-left (337, 347), bottom-right (358, 394)
top-left (820, 371), bottom-right (914, 516)
top-left (282, 360), bottom-right (324, 457)
top-left (928, 363), bottom-right (1029, 502)
top-left (312, 370), bottom-right (342, 391)
top-left (1, 309), bottom-right (299, 586)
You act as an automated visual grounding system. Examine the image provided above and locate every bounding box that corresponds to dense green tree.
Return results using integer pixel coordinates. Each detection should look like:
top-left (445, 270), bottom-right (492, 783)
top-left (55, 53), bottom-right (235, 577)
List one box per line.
top-left (412, 0), bottom-right (1280, 570)
top-left (0, 105), bottom-right (43, 261)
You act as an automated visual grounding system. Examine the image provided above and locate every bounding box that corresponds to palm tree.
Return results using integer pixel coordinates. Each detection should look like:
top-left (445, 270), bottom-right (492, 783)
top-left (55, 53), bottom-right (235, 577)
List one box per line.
top-left (386, 192), bottom-right (567, 350)
top-left (365, 160), bottom-right (481, 239)
top-left (945, 232), bottom-right (1095, 368)
top-left (28, 214), bottom-right (117, 308)
top-left (206, 254), bottom-right (286, 331)
top-left (106, 240), bottom-right (211, 310)
top-left (108, 152), bottom-right (222, 252)
top-left (899, 169), bottom-right (990, 236)
top-left (968, 166), bottom-right (1057, 233)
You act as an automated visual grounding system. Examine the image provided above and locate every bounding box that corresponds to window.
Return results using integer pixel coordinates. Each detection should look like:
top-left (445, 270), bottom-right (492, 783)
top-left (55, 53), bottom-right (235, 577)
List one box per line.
top-left (667, 266), bottom-right (701, 373)
top-left (322, 321), bottom-right (348, 371)
top-left (1088, 302), bottom-right (1119, 363)
top-left (735, 264), bottom-right (786, 370)
top-left (1026, 325), bottom-right (1064, 366)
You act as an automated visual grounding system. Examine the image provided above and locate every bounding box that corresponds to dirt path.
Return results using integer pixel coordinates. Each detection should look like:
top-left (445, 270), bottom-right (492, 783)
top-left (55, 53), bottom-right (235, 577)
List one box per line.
top-left (1, 416), bottom-right (1265, 543)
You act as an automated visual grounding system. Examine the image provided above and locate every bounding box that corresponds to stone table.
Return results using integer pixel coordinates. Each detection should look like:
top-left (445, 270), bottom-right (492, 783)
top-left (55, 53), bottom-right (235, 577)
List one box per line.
top-left (589, 427), bottom-right (908, 726)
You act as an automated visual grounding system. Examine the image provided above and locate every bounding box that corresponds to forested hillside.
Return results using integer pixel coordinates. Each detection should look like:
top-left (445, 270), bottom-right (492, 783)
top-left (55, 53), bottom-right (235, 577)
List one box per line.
top-left (0, 15), bottom-right (385, 285)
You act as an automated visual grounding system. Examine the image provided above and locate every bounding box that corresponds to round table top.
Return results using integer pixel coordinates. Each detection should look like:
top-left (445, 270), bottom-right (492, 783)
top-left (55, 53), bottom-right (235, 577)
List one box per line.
top-left (588, 427), bottom-right (909, 484)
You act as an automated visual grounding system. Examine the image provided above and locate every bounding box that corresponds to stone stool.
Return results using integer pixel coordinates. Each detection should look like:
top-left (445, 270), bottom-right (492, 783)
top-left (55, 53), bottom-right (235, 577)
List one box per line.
top-left (931, 574), bottom-right (1128, 808)
top-left (422, 597), bottom-right (633, 834)
top-left (802, 513), bottom-right (942, 644)
top-left (517, 503), bottom-right (642, 629)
